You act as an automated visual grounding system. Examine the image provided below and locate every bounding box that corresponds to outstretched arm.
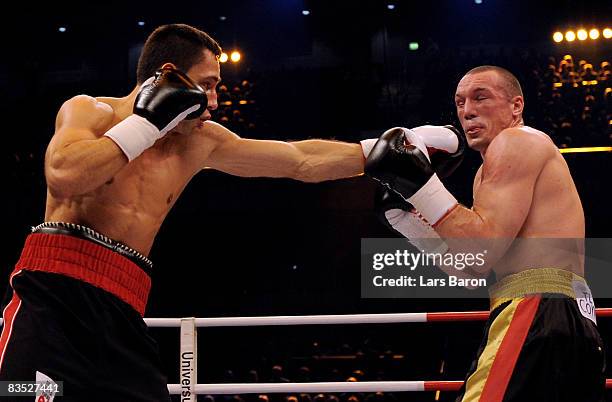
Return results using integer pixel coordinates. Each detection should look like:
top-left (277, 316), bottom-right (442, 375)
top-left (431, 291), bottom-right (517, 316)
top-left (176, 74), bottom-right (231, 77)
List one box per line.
top-left (202, 121), bottom-right (367, 182)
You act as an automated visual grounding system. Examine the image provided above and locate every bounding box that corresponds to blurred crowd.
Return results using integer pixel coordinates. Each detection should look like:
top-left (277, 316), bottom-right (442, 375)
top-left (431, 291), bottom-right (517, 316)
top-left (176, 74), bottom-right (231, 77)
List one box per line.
top-left (534, 55), bottom-right (610, 147)
top-left (215, 79), bottom-right (258, 134)
top-left (418, 46), bottom-right (610, 147)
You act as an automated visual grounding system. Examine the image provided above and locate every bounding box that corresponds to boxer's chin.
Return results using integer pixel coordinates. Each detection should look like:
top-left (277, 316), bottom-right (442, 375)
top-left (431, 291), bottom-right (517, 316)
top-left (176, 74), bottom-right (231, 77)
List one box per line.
top-left (466, 136), bottom-right (485, 151)
top-left (174, 119), bottom-right (199, 135)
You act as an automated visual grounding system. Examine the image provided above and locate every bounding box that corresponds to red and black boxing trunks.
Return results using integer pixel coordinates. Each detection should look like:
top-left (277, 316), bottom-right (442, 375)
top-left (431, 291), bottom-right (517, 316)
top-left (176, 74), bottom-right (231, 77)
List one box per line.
top-left (0, 223), bottom-right (170, 401)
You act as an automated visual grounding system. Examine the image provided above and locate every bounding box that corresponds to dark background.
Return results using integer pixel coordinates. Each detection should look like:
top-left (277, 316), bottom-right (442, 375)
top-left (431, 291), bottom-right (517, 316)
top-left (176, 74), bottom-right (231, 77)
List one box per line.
top-left (1, 1), bottom-right (611, 400)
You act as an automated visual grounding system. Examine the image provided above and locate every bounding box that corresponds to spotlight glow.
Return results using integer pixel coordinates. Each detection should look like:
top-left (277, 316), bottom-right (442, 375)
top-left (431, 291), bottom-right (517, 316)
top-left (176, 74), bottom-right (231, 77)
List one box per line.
top-left (577, 29), bottom-right (588, 40)
top-left (387, 4), bottom-right (395, 9)
top-left (565, 31), bottom-right (576, 42)
top-left (230, 51), bottom-right (241, 63)
top-left (302, 10), bottom-right (310, 15)
top-left (219, 53), bottom-right (228, 63)
top-left (602, 28), bottom-right (611, 39)
top-left (553, 32), bottom-right (564, 43)
top-left (138, 21), bottom-right (145, 27)
top-left (58, 27), bottom-right (67, 33)
top-left (589, 29), bottom-right (600, 40)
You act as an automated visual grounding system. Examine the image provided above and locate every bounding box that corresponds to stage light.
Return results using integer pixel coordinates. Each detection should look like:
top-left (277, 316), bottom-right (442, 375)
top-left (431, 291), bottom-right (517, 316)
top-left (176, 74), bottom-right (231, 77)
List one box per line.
top-left (230, 51), bottom-right (241, 62)
top-left (602, 28), bottom-right (612, 39)
top-left (387, 4), bottom-right (395, 9)
top-left (219, 53), bottom-right (228, 63)
top-left (58, 27), bottom-right (67, 33)
top-left (577, 29), bottom-right (587, 40)
top-left (553, 32), bottom-right (564, 43)
top-left (138, 21), bottom-right (145, 27)
top-left (589, 29), bottom-right (600, 40)
top-left (409, 42), bottom-right (419, 51)
top-left (302, 10), bottom-right (310, 15)
top-left (565, 31), bottom-right (576, 42)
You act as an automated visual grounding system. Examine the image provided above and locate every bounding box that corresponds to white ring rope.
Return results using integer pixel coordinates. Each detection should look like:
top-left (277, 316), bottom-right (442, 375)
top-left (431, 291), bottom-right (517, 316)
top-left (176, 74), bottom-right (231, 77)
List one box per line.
top-left (2, 310), bottom-right (611, 396)
top-left (144, 312), bottom-right (427, 327)
top-left (1, 308), bottom-right (610, 327)
top-left (166, 381), bottom-right (462, 394)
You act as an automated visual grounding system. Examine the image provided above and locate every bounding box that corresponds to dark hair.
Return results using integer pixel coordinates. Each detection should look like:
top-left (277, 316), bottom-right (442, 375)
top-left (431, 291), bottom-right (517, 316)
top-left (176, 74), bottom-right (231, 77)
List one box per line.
top-left (464, 65), bottom-right (523, 99)
top-left (136, 24), bottom-right (222, 84)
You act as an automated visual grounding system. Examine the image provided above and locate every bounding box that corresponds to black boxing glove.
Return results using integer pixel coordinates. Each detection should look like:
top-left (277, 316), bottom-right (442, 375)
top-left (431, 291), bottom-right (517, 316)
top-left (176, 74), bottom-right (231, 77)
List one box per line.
top-left (365, 127), bottom-right (458, 226)
top-left (104, 65), bottom-right (207, 161)
top-left (374, 124), bottom-right (466, 228)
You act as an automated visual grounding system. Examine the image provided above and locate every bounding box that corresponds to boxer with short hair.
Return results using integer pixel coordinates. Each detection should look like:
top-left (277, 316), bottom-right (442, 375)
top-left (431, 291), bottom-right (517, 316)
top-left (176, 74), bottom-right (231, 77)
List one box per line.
top-left (0, 23), bottom-right (376, 401)
top-left (366, 65), bottom-right (605, 401)
top-left (3, 22), bottom-right (459, 401)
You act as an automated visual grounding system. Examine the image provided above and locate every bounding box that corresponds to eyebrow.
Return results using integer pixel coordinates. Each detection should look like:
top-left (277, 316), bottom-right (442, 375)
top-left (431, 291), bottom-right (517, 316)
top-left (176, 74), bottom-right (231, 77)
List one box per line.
top-left (456, 87), bottom-right (491, 97)
top-left (198, 75), bottom-right (221, 84)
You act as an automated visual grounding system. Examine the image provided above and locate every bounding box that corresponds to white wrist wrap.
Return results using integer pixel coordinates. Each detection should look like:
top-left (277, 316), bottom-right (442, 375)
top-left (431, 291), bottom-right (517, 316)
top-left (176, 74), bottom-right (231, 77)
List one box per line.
top-left (104, 114), bottom-right (161, 162)
top-left (407, 174), bottom-right (458, 225)
top-left (384, 209), bottom-right (449, 254)
top-left (360, 138), bottom-right (378, 158)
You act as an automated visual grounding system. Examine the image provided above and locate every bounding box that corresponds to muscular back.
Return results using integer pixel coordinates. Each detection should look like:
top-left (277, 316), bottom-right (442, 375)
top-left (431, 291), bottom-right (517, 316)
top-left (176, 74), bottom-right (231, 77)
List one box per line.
top-left (45, 95), bottom-right (214, 255)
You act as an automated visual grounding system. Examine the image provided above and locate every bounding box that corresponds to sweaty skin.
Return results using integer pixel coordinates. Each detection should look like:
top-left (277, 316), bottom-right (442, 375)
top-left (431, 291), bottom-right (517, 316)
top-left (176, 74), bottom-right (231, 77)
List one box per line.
top-left (438, 70), bottom-right (584, 278)
top-left (44, 49), bottom-right (365, 256)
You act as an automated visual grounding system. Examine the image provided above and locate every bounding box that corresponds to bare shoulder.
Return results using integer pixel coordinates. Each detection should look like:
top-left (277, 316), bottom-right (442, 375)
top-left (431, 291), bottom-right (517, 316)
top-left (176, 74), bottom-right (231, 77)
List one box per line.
top-left (199, 120), bottom-right (238, 142)
top-left (187, 120), bottom-right (241, 150)
top-left (482, 127), bottom-right (557, 181)
top-left (175, 120), bottom-right (241, 172)
top-left (488, 126), bottom-right (556, 162)
top-left (56, 94), bottom-right (115, 132)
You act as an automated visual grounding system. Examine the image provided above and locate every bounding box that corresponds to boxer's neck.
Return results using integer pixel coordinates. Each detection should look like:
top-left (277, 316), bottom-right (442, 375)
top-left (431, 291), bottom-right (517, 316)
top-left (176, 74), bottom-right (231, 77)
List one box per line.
top-left (114, 86), bottom-right (140, 121)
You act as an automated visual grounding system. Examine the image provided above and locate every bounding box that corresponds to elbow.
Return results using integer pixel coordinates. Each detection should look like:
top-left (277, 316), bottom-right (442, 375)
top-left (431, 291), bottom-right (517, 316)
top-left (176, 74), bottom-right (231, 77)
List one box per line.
top-left (46, 155), bottom-right (82, 198)
top-left (467, 263), bottom-right (493, 279)
top-left (46, 168), bottom-right (80, 198)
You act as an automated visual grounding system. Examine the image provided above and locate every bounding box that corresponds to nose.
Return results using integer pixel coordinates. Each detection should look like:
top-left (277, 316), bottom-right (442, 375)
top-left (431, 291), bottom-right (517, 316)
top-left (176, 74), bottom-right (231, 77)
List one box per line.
top-left (463, 98), bottom-right (477, 120)
top-left (207, 90), bottom-right (218, 112)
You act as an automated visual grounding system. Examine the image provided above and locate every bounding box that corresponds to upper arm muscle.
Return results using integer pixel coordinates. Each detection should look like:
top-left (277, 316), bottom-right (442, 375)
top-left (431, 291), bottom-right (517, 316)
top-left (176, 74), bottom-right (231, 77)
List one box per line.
top-left (51, 95), bottom-right (114, 148)
top-left (471, 129), bottom-right (551, 237)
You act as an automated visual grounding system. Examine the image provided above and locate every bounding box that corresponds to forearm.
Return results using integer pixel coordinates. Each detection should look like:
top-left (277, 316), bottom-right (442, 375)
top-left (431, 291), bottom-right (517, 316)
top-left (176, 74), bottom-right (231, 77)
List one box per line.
top-left (292, 140), bottom-right (365, 183)
top-left (435, 205), bottom-right (488, 237)
top-left (46, 137), bottom-right (127, 197)
top-left (435, 206), bottom-right (512, 274)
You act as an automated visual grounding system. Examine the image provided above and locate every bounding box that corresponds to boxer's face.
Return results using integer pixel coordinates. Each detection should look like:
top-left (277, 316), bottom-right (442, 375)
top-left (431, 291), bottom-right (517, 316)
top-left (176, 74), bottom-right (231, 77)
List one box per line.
top-left (455, 71), bottom-right (517, 152)
top-left (174, 49), bottom-right (221, 134)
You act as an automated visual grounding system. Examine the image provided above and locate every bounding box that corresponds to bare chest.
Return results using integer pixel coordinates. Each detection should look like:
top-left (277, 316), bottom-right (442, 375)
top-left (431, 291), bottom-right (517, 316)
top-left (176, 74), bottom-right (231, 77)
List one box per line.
top-left (96, 148), bottom-right (191, 214)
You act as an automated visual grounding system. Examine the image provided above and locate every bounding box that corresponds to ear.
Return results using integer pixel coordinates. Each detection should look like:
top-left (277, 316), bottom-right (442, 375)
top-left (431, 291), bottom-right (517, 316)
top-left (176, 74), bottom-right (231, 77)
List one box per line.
top-left (511, 95), bottom-right (524, 118)
top-left (161, 62), bottom-right (177, 70)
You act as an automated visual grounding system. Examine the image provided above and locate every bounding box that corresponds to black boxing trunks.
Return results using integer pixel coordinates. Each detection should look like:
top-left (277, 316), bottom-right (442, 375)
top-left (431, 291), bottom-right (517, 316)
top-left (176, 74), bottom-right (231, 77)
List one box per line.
top-left (456, 268), bottom-right (606, 402)
top-left (0, 223), bottom-right (170, 402)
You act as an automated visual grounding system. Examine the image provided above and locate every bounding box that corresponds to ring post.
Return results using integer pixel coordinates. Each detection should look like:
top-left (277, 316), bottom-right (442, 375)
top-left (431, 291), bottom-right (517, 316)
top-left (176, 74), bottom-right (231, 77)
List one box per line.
top-left (180, 317), bottom-right (197, 401)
